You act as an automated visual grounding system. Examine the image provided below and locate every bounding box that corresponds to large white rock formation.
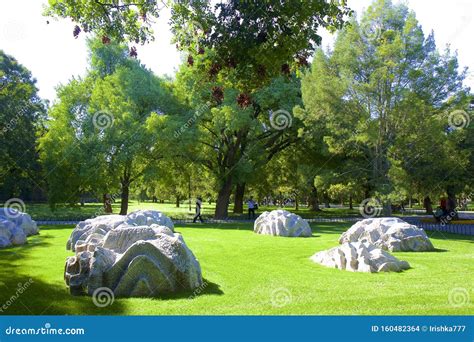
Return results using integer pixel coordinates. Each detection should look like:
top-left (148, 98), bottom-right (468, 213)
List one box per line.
top-left (67, 210), bottom-right (174, 251)
top-left (65, 210), bottom-right (202, 297)
top-left (339, 217), bottom-right (434, 252)
top-left (64, 225), bottom-right (203, 297)
top-left (254, 210), bottom-right (312, 237)
top-left (311, 242), bottom-right (410, 273)
top-left (0, 208), bottom-right (39, 248)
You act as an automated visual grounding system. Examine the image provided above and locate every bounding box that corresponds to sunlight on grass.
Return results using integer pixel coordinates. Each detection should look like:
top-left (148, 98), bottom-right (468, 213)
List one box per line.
top-left (0, 222), bottom-right (472, 315)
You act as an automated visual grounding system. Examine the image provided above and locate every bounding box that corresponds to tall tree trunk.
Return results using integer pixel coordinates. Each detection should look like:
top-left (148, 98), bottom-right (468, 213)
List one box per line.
top-left (308, 186), bottom-right (320, 211)
top-left (349, 195), bottom-right (353, 210)
top-left (408, 195), bottom-right (412, 208)
top-left (119, 182), bottom-right (129, 215)
top-left (233, 182), bottom-right (245, 214)
top-left (176, 195), bottom-right (180, 208)
top-left (423, 196), bottom-right (433, 214)
top-left (188, 175), bottom-right (192, 212)
top-left (215, 176), bottom-right (233, 219)
top-left (323, 192), bottom-right (330, 208)
top-left (382, 199), bottom-right (392, 216)
top-left (295, 196), bottom-right (299, 211)
top-left (446, 186), bottom-right (459, 219)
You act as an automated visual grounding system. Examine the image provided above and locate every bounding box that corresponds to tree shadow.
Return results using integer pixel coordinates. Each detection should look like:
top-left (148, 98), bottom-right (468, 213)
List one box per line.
top-left (0, 232), bottom-right (223, 315)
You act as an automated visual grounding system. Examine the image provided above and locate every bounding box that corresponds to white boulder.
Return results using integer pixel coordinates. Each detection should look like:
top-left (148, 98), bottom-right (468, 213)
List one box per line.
top-left (118, 209), bottom-right (174, 230)
top-left (254, 210), bottom-right (312, 237)
top-left (64, 225), bottom-right (203, 297)
top-left (311, 242), bottom-right (410, 273)
top-left (67, 210), bottom-right (174, 251)
top-left (0, 208), bottom-right (38, 248)
top-left (339, 217), bottom-right (434, 252)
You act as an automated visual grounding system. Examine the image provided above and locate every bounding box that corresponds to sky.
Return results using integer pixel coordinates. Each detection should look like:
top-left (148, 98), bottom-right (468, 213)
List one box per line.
top-left (0, 0), bottom-right (473, 103)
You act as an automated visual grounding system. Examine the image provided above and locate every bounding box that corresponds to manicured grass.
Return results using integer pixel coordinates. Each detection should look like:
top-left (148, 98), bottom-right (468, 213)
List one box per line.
top-left (10, 200), bottom-right (364, 221)
top-left (0, 222), bottom-right (473, 315)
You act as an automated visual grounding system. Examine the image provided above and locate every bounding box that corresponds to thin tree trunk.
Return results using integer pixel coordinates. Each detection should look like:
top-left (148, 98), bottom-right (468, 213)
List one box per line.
top-left (295, 196), bottom-right (299, 211)
top-left (423, 196), bottom-right (433, 214)
top-left (188, 175), bottom-right (192, 212)
top-left (103, 193), bottom-right (112, 214)
top-left (446, 186), bottom-right (459, 219)
top-left (349, 195), bottom-right (353, 210)
top-left (233, 182), bottom-right (245, 214)
top-left (382, 198), bottom-right (392, 216)
top-left (308, 186), bottom-right (320, 211)
top-left (323, 192), bottom-right (330, 208)
top-left (215, 176), bottom-right (233, 219)
top-left (176, 195), bottom-right (180, 208)
top-left (119, 183), bottom-right (129, 215)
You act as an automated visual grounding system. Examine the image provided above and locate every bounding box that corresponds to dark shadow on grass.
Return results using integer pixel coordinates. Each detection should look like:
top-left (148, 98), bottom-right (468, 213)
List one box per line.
top-left (0, 233), bottom-right (222, 315)
top-left (0, 235), bottom-right (127, 315)
top-left (38, 225), bottom-right (74, 231)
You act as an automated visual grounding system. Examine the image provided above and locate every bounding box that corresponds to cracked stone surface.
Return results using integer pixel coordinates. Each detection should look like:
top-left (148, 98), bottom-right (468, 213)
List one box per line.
top-left (339, 217), bottom-right (434, 252)
top-left (311, 241), bottom-right (410, 273)
top-left (254, 210), bottom-right (312, 237)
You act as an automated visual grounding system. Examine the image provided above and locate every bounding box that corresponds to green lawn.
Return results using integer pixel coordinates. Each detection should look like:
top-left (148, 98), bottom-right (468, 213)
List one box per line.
top-left (12, 200), bottom-right (364, 221)
top-left (0, 222), bottom-right (473, 315)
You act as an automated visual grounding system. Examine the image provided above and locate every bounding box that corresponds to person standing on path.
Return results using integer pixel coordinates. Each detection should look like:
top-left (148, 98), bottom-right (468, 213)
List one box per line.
top-left (193, 196), bottom-right (204, 223)
top-left (247, 196), bottom-right (257, 219)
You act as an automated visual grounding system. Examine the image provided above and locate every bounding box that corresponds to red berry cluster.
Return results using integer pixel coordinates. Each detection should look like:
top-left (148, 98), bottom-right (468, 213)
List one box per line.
top-left (212, 86), bottom-right (224, 104)
top-left (187, 55), bottom-right (194, 66)
top-left (237, 93), bottom-right (252, 108)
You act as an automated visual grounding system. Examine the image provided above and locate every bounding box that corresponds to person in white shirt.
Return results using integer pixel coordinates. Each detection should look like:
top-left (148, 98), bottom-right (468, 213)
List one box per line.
top-left (247, 196), bottom-right (257, 219)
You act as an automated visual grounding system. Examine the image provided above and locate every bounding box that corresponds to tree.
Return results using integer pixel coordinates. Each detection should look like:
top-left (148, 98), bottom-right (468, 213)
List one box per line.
top-left (40, 39), bottom-right (182, 214)
top-left (45, 1), bottom-right (351, 218)
top-left (300, 0), bottom-right (469, 215)
top-left (174, 60), bottom-right (302, 218)
top-left (0, 51), bottom-right (46, 201)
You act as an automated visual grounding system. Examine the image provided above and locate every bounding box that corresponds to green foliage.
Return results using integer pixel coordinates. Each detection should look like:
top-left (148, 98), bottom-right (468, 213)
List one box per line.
top-left (171, 0), bottom-right (351, 87)
top-left (1, 222), bottom-right (472, 314)
top-left (300, 0), bottom-right (470, 209)
top-left (39, 38), bottom-right (183, 210)
top-left (0, 51), bottom-right (46, 199)
top-left (45, 0), bottom-right (161, 44)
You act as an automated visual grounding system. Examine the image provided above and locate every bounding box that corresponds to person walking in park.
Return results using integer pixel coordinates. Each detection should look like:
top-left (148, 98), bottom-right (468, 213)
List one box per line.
top-left (247, 196), bottom-right (257, 219)
top-left (193, 196), bottom-right (204, 223)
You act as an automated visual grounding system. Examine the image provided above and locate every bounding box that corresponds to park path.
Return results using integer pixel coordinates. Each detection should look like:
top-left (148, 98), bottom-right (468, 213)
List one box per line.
top-left (37, 214), bottom-right (474, 236)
